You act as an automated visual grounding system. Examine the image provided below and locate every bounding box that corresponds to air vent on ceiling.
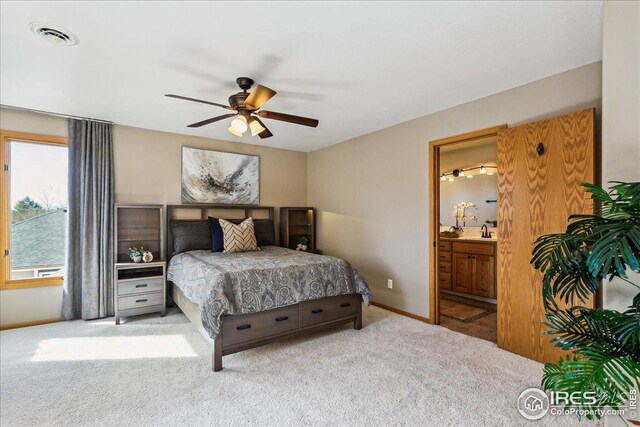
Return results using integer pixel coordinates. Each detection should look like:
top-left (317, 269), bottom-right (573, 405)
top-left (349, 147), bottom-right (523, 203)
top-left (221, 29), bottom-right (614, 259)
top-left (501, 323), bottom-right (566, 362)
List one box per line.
top-left (28, 23), bottom-right (79, 46)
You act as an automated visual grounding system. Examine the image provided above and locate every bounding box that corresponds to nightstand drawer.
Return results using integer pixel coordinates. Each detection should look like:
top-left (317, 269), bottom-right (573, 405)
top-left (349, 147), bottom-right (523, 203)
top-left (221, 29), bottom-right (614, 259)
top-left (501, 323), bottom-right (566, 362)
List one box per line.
top-left (118, 292), bottom-right (164, 310)
top-left (118, 277), bottom-right (164, 296)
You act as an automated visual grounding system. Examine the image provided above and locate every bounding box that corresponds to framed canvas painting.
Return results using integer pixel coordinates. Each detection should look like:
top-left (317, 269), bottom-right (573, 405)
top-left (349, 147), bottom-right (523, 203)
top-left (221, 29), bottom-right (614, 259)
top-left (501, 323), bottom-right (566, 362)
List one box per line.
top-left (181, 146), bottom-right (260, 204)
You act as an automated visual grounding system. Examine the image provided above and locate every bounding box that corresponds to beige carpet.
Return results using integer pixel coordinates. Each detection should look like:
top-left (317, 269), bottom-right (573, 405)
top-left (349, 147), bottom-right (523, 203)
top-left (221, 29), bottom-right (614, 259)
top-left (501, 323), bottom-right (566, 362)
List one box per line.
top-left (0, 305), bottom-right (594, 426)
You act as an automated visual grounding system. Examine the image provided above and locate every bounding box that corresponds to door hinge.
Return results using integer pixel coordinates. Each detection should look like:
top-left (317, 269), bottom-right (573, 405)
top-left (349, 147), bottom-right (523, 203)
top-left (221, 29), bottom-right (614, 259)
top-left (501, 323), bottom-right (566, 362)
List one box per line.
top-left (4, 249), bottom-right (8, 257)
top-left (3, 164), bottom-right (8, 172)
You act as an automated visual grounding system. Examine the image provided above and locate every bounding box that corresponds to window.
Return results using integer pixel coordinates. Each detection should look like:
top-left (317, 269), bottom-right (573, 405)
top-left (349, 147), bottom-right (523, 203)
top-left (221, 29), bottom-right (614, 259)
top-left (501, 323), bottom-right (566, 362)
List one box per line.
top-left (1, 131), bottom-right (68, 289)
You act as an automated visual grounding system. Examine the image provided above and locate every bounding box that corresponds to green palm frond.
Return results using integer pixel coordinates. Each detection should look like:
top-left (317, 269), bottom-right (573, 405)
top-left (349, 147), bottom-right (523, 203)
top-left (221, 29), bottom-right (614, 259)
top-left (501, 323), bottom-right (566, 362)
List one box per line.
top-left (614, 298), bottom-right (640, 355)
top-left (533, 181), bottom-right (640, 421)
top-left (542, 349), bottom-right (640, 419)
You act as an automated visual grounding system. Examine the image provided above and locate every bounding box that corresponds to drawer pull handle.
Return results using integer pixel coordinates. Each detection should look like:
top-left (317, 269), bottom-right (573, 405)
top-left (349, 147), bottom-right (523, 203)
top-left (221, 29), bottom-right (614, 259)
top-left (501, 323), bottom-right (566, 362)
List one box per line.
top-left (135, 299), bottom-right (147, 303)
top-left (340, 303), bottom-right (351, 308)
top-left (135, 284), bottom-right (147, 288)
top-left (237, 324), bottom-right (251, 330)
top-left (275, 316), bottom-right (289, 322)
top-left (311, 309), bottom-right (323, 314)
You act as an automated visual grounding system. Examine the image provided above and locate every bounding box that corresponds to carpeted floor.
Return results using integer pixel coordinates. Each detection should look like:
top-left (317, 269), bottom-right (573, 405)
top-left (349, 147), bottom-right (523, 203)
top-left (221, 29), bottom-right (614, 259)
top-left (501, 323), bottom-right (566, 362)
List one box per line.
top-left (0, 305), bottom-right (594, 426)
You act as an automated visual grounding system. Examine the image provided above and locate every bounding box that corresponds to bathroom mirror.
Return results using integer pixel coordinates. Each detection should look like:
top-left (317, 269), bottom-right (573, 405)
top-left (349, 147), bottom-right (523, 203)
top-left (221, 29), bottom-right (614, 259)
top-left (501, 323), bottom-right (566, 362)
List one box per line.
top-left (438, 139), bottom-right (497, 230)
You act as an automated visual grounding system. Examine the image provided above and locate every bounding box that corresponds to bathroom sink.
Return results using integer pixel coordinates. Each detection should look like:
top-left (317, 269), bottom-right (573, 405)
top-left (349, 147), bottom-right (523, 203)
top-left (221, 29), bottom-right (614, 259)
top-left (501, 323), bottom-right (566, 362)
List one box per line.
top-left (442, 235), bottom-right (497, 242)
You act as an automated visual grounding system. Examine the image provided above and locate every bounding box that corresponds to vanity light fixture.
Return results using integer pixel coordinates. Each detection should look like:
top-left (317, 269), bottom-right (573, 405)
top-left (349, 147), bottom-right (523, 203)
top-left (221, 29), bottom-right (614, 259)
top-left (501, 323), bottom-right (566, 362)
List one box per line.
top-left (442, 165), bottom-right (497, 181)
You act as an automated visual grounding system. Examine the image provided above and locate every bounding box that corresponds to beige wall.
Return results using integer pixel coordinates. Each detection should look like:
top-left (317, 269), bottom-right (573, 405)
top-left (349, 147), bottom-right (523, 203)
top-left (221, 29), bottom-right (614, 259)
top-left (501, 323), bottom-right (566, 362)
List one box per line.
top-left (0, 108), bottom-right (307, 325)
top-left (308, 62), bottom-right (602, 318)
top-left (601, 1), bottom-right (640, 313)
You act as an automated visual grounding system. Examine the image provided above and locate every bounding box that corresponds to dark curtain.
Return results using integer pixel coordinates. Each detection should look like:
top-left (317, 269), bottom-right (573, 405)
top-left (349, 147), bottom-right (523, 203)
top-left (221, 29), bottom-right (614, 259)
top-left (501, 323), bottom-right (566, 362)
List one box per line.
top-left (61, 119), bottom-right (114, 320)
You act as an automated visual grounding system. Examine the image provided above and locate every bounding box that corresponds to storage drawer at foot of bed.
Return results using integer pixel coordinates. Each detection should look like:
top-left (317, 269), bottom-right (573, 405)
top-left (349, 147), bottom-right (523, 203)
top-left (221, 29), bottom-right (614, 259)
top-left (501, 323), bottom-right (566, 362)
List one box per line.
top-left (222, 305), bottom-right (299, 347)
top-left (299, 294), bottom-right (360, 328)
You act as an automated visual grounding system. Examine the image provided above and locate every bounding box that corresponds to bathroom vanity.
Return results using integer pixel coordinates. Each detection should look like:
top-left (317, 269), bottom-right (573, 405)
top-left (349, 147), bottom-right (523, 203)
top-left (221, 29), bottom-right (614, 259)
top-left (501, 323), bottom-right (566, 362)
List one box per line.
top-left (438, 237), bottom-right (496, 298)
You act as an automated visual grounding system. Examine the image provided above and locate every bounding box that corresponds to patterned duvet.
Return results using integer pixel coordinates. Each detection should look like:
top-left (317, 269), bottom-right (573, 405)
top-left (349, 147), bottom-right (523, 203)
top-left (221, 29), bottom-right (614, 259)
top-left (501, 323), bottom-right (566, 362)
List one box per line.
top-left (167, 246), bottom-right (372, 339)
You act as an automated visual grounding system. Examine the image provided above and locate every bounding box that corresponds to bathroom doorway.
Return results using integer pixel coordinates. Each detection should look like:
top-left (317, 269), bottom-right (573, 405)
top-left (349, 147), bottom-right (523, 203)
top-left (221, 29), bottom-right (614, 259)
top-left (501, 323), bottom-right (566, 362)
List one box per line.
top-left (428, 125), bottom-right (505, 343)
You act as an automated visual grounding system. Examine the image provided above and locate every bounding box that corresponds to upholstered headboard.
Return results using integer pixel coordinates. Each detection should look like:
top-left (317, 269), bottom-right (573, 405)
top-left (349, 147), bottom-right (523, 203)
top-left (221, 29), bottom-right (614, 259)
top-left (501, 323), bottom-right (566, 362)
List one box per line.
top-left (165, 204), bottom-right (275, 263)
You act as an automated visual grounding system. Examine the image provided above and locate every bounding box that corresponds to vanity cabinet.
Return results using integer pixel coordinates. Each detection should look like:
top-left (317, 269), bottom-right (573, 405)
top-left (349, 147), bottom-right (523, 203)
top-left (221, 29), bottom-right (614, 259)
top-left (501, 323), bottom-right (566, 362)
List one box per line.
top-left (452, 253), bottom-right (473, 293)
top-left (439, 239), bottom-right (496, 299)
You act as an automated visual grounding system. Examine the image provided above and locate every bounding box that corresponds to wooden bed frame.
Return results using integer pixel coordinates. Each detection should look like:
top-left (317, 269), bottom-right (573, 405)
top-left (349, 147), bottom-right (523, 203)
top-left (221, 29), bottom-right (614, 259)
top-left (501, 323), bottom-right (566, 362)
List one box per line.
top-left (165, 204), bottom-right (363, 372)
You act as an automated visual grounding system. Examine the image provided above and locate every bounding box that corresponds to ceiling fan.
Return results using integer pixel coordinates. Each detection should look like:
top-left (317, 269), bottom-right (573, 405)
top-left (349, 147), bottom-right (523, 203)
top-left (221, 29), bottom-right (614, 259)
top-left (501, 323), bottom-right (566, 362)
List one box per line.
top-left (166, 77), bottom-right (319, 139)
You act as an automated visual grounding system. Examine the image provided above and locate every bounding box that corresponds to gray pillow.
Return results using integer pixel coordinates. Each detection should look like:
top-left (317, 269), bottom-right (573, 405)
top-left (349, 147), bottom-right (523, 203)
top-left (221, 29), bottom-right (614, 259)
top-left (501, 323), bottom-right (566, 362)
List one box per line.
top-left (170, 220), bottom-right (212, 255)
top-left (253, 219), bottom-right (276, 246)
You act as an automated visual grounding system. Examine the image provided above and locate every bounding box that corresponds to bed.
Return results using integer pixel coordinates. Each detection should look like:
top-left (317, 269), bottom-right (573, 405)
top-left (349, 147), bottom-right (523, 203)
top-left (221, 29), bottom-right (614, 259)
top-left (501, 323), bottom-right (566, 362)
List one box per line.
top-left (165, 204), bottom-right (372, 371)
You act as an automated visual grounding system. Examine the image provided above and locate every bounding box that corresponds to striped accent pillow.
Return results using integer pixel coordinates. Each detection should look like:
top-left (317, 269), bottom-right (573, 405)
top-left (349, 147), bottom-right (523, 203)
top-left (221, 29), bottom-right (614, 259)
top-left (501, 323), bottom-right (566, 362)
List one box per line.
top-left (220, 217), bottom-right (260, 253)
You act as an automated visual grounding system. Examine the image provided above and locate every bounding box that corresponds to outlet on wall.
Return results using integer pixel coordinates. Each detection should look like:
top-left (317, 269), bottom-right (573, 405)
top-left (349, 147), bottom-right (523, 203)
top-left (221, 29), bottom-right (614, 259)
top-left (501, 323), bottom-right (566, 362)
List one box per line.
top-left (387, 279), bottom-right (393, 289)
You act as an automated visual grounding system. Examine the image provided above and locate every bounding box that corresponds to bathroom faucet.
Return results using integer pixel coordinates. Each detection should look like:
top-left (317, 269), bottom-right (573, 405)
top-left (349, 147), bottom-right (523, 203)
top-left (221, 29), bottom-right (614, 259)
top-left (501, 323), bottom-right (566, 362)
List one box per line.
top-left (481, 224), bottom-right (492, 239)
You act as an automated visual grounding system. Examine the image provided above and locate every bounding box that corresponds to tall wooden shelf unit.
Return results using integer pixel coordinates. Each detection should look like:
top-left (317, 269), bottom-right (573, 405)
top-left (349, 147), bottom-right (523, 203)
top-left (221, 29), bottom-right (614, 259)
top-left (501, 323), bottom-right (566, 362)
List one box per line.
top-left (114, 204), bottom-right (164, 263)
top-left (113, 204), bottom-right (166, 324)
top-left (280, 207), bottom-right (316, 252)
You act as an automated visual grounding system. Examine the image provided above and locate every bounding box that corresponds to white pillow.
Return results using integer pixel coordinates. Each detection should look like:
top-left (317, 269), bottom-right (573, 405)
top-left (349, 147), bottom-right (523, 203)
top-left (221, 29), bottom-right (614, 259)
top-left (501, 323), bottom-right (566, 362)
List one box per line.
top-left (219, 217), bottom-right (260, 253)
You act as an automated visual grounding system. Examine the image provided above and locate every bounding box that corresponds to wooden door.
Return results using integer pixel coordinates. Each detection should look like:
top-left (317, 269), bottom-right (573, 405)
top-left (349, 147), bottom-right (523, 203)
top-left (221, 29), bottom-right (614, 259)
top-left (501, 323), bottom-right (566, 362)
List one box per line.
top-left (472, 255), bottom-right (495, 298)
top-left (497, 109), bottom-right (595, 364)
top-left (452, 253), bottom-right (472, 293)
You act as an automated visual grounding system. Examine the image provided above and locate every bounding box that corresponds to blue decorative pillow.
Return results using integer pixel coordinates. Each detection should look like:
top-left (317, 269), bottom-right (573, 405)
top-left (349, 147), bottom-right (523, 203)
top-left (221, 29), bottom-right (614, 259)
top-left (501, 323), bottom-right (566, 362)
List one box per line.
top-left (208, 217), bottom-right (225, 252)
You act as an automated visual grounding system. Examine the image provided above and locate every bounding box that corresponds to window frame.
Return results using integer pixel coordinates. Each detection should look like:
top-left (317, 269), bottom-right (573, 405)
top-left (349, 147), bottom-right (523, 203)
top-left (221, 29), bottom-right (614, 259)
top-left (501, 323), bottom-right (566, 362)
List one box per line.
top-left (0, 130), bottom-right (68, 290)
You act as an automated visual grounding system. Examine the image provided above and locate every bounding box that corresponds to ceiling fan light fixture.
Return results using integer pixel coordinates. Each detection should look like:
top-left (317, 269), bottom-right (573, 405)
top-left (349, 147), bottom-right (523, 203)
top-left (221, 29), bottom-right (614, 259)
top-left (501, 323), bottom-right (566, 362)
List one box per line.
top-left (227, 125), bottom-right (243, 137)
top-left (248, 118), bottom-right (265, 137)
top-left (231, 115), bottom-right (248, 134)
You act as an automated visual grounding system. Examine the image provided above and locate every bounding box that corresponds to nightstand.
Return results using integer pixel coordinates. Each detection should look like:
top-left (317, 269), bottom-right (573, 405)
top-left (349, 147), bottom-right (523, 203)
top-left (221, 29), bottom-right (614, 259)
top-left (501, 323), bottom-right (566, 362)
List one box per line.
top-left (114, 261), bottom-right (166, 325)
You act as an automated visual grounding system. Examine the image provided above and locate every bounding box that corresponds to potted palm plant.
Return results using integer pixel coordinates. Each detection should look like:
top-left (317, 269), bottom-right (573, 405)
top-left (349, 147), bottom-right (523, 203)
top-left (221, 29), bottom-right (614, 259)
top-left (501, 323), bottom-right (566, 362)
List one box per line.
top-left (531, 182), bottom-right (640, 422)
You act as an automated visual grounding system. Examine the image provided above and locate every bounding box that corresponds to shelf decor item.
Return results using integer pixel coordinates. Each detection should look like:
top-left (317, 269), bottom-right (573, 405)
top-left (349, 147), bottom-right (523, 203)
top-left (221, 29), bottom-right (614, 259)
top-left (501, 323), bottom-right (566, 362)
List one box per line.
top-left (142, 250), bottom-right (154, 263)
top-left (296, 236), bottom-right (309, 251)
top-left (452, 202), bottom-right (477, 229)
top-left (128, 247), bottom-right (143, 263)
top-left (531, 182), bottom-right (640, 422)
top-left (440, 227), bottom-right (462, 239)
top-left (181, 146), bottom-right (259, 204)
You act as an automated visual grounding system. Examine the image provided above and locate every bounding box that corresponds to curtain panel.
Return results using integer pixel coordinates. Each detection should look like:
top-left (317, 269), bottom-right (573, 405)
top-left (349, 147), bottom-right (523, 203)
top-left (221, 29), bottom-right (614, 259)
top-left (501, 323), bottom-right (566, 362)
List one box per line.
top-left (62, 119), bottom-right (114, 320)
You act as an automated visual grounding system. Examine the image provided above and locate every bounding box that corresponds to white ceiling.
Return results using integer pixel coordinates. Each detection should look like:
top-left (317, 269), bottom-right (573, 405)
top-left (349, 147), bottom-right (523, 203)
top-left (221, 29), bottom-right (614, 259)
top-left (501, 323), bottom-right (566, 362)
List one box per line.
top-left (0, 1), bottom-right (602, 152)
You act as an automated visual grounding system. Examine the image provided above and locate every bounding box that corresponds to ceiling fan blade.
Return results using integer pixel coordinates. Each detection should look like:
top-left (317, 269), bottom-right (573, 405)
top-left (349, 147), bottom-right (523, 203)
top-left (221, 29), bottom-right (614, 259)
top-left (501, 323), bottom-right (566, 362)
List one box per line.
top-left (257, 110), bottom-right (319, 128)
top-left (243, 85), bottom-right (276, 110)
top-left (165, 94), bottom-right (234, 110)
top-left (253, 117), bottom-right (273, 139)
top-left (187, 113), bottom-right (237, 128)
